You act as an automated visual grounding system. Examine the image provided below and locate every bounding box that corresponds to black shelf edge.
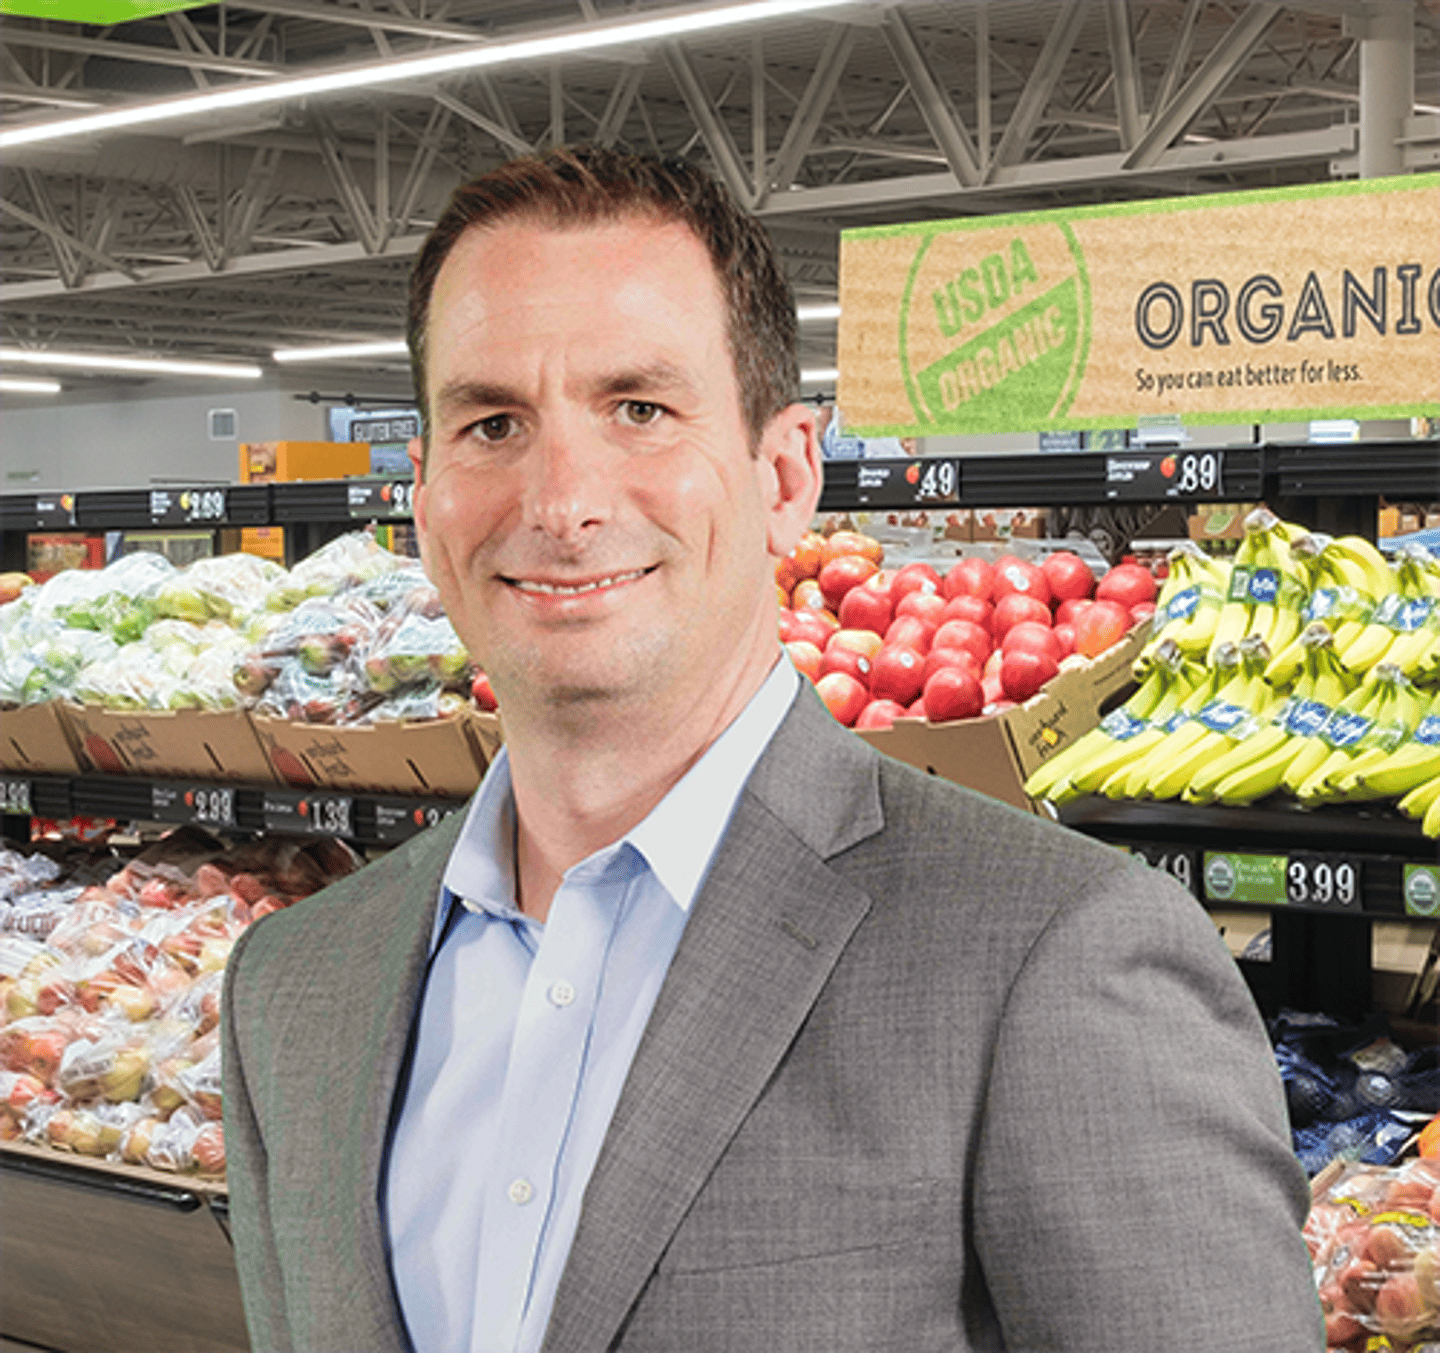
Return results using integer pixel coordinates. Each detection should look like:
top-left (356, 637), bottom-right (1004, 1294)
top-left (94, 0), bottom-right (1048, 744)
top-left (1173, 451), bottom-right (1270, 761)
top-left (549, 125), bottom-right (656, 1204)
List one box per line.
top-left (1, 772), bottom-right (465, 847)
top-left (1275, 441), bottom-right (1440, 499)
top-left (4, 440), bottom-right (1430, 532)
top-left (1057, 794), bottom-right (1436, 857)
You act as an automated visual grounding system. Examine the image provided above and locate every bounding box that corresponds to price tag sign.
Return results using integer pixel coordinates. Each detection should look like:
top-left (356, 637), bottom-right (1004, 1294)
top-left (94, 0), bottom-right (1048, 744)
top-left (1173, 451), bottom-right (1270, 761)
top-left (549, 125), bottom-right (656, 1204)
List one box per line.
top-left (1285, 853), bottom-right (1362, 911)
top-left (1403, 865), bottom-right (1439, 918)
top-left (1202, 851), bottom-right (1288, 905)
top-left (1129, 843), bottom-right (1200, 898)
top-left (32, 494), bottom-right (76, 529)
top-left (148, 487), bottom-right (228, 526)
top-left (261, 790), bottom-right (354, 837)
top-left (0, 778), bottom-right (34, 816)
top-left (347, 480), bottom-right (414, 518)
top-left (150, 783), bottom-right (236, 830)
top-left (1105, 450), bottom-right (1224, 501)
top-left (372, 798), bottom-right (459, 845)
top-left (850, 458), bottom-right (960, 508)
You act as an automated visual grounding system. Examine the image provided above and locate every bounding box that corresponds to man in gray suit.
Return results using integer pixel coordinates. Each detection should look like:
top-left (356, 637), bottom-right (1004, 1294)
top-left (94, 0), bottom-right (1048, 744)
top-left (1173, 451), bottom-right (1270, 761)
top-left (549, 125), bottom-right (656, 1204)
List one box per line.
top-left (222, 147), bottom-right (1324, 1351)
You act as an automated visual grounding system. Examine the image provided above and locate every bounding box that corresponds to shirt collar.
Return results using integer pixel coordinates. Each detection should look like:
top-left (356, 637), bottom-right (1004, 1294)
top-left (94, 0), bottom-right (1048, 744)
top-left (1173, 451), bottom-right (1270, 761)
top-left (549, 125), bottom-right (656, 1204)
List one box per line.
top-left (435, 655), bottom-right (799, 944)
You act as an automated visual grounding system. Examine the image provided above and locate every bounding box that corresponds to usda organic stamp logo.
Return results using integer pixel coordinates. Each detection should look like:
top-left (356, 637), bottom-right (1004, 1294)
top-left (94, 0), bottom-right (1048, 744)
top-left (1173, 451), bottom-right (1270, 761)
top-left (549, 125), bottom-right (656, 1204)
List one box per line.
top-left (1205, 853), bottom-right (1237, 901)
top-left (1404, 866), bottom-right (1439, 918)
top-left (898, 221), bottom-right (1091, 434)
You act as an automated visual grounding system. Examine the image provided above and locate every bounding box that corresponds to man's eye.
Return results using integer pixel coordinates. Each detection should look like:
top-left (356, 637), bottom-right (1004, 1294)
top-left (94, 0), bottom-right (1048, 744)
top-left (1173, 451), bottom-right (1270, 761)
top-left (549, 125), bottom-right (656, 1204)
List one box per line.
top-left (473, 414), bottom-right (515, 442)
top-left (619, 400), bottom-right (664, 426)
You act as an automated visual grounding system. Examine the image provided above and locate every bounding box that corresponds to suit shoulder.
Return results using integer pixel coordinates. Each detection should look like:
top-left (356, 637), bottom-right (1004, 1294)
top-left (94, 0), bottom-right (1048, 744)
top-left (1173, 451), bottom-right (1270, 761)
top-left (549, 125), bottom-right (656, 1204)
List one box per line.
top-left (225, 814), bottom-right (457, 993)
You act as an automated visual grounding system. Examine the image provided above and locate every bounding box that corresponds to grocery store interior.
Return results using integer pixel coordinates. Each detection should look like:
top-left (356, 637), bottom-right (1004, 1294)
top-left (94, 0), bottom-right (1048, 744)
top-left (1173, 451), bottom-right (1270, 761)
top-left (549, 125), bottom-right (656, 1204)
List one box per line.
top-left (2, 0), bottom-right (1439, 1349)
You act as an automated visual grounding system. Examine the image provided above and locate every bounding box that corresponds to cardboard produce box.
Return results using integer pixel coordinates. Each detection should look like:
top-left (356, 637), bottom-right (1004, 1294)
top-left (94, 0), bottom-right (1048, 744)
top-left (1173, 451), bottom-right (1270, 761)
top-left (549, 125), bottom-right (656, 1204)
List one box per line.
top-left (253, 708), bottom-right (491, 799)
top-left (62, 704), bottom-right (277, 784)
top-left (972, 507), bottom-right (1046, 542)
top-left (0, 702), bottom-right (84, 775)
top-left (856, 624), bottom-right (1147, 814)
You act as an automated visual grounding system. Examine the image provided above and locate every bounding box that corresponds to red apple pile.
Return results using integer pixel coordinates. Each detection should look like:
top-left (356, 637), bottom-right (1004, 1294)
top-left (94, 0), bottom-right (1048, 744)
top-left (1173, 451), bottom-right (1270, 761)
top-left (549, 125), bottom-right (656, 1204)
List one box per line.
top-left (776, 532), bottom-right (1157, 729)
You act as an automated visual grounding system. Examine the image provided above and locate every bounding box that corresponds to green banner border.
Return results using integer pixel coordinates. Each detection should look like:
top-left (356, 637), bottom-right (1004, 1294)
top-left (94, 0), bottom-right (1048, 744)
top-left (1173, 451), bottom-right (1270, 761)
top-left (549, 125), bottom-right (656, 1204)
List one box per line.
top-left (841, 171), bottom-right (1440, 245)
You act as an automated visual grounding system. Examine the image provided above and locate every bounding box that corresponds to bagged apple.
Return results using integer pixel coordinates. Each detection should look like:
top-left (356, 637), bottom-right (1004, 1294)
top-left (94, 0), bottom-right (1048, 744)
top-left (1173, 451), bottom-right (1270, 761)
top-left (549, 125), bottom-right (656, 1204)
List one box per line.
top-left (56, 1025), bottom-right (151, 1103)
top-left (144, 1105), bottom-right (206, 1173)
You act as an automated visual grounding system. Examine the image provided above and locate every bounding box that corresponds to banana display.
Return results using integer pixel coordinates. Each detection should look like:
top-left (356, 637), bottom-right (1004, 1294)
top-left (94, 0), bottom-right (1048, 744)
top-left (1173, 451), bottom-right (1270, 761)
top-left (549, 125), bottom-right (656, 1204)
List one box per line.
top-left (1024, 509), bottom-right (1440, 836)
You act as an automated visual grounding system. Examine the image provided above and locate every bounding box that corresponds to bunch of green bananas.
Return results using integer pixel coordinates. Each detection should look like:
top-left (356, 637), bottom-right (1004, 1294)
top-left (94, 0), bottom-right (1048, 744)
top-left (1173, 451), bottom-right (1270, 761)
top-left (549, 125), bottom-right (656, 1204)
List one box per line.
top-left (1022, 639), bottom-right (1204, 806)
top-left (1132, 542), bottom-right (1229, 679)
top-left (1184, 623), bottom-right (1356, 806)
top-left (1206, 508), bottom-right (1308, 667)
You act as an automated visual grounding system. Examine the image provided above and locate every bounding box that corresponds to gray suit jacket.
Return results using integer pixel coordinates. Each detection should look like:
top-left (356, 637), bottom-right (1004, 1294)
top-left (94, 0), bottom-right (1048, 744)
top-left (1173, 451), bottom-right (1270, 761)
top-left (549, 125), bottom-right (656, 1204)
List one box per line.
top-left (222, 684), bottom-right (1324, 1352)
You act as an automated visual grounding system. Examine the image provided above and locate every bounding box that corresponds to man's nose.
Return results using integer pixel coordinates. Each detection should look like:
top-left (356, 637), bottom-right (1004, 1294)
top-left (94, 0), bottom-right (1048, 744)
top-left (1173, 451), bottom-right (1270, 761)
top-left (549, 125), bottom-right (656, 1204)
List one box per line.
top-left (520, 415), bottom-right (614, 545)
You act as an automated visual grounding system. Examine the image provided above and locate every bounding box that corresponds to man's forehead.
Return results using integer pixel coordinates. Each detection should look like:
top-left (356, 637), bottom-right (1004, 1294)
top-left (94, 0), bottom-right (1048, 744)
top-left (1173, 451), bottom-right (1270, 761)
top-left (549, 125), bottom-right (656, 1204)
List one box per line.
top-left (432, 212), bottom-right (722, 308)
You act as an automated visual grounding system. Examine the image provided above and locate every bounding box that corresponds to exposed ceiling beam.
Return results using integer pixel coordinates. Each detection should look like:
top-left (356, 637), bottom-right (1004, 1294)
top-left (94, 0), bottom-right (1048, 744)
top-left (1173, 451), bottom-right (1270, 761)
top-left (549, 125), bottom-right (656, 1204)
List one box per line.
top-left (1104, 0), bottom-right (1143, 149)
top-left (662, 43), bottom-right (755, 207)
top-left (0, 231), bottom-right (431, 302)
top-left (1124, 2), bottom-right (1284, 169)
top-left (988, 0), bottom-right (1091, 174)
top-left (0, 120), bottom-right (1360, 307)
top-left (1, 28), bottom-right (283, 79)
top-left (757, 122), bottom-right (1358, 216)
top-left (432, 91), bottom-right (534, 156)
top-left (879, 6), bottom-right (982, 188)
top-left (766, 23), bottom-right (857, 195)
top-left (223, 0), bottom-right (487, 43)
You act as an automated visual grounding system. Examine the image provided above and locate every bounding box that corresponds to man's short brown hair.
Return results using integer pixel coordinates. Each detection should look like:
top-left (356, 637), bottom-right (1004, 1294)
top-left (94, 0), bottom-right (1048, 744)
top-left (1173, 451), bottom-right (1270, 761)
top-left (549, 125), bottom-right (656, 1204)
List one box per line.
top-left (407, 145), bottom-right (799, 451)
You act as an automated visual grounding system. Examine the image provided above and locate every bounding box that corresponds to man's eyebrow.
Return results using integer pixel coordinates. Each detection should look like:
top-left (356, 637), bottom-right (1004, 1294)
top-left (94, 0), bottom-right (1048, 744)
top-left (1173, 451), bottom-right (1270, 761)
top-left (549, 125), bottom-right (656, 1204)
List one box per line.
top-left (433, 381), bottom-right (527, 419)
top-left (596, 362), bottom-right (698, 399)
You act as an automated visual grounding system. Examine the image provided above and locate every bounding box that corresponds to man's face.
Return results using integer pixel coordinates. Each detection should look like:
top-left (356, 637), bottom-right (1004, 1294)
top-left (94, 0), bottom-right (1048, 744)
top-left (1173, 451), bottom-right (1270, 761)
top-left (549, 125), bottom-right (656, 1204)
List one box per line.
top-left (410, 214), bottom-right (812, 714)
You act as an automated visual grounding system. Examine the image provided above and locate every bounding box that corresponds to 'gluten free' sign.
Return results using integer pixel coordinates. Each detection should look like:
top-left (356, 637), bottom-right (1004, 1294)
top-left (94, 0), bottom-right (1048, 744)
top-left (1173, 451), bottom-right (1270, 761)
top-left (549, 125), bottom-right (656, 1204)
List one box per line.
top-left (838, 173), bottom-right (1438, 437)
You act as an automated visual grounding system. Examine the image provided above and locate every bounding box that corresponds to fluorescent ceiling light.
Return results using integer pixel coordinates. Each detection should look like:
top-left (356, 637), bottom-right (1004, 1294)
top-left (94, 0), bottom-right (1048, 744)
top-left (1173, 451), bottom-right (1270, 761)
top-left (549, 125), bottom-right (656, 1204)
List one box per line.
top-left (0, 347), bottom-right (263, 379)
top-left (801, 367), bottom-right (839, 383)
top-left (273, 339), bottom-right (410, 363)
top-left (0, 376), bottom-right (62, 394)
top-left (0, 0), bottom-right (849, 150)
top-left (796, 303), bottom-right (841, 322)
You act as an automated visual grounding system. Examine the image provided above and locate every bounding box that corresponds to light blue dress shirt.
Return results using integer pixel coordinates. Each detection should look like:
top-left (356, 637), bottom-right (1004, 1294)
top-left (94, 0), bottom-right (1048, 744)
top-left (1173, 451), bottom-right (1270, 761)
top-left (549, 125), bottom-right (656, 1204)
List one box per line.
top-left (385, 657), bottom-right (799, 1353)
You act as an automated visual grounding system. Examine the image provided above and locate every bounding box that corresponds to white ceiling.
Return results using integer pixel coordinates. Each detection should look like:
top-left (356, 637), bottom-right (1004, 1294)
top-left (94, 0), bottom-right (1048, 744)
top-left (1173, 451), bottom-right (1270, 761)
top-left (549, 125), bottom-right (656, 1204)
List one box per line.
top-left (3, 0), bottom-right (1436, 391)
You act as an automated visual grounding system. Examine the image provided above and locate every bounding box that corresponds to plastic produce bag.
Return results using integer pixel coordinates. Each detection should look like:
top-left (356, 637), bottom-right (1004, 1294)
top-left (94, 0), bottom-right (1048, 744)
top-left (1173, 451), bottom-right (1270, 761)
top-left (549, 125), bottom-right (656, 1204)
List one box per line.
top-left (46, 551), bottom-right (175, 642)
top-left (153, 551), bottom-right (287, 627)
top-left (1307, 1157), bottom-right (1440, 1348)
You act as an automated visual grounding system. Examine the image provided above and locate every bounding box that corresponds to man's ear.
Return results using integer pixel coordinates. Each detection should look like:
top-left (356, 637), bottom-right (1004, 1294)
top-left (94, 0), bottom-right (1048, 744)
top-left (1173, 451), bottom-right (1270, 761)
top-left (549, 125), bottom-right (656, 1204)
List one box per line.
top-left (407, 436), bottom-right (428, 536)
top-left (756, 402), bottom-right (823, 558)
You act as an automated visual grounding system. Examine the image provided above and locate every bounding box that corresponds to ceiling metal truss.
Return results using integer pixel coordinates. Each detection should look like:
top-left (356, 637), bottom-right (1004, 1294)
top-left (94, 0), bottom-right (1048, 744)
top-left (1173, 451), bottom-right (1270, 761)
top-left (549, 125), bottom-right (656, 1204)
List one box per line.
top-left (1, 0), bottom-right (1434, 385)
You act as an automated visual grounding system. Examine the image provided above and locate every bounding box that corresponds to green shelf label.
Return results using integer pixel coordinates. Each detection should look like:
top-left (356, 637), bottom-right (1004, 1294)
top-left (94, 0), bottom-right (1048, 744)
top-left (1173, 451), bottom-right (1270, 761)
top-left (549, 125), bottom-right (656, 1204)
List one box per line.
top-left (1404, 865), bottom-right (1439, 918)
top-left (1203, 851), bottom-right (1288, 905)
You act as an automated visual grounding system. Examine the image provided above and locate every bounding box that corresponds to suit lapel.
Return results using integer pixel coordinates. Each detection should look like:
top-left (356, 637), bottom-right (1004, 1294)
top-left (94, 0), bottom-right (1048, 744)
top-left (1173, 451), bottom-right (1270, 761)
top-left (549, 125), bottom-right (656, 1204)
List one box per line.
top-left (345, 812), bottom-right (467, 1350)
top-left (541, 689), bottom-right (885, 1353)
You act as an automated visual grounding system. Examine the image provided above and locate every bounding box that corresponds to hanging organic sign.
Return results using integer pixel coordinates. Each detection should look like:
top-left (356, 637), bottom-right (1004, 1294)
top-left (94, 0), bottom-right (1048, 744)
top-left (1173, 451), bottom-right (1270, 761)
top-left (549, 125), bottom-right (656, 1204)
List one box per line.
top-left (837, 173), bottom-right (1439, 436)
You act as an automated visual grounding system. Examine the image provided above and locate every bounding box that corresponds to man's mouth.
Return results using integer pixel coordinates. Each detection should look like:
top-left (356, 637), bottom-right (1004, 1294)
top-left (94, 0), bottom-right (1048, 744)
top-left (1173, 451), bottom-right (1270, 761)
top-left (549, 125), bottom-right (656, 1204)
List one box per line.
top-left (505, 565), bottom-right (656, 597)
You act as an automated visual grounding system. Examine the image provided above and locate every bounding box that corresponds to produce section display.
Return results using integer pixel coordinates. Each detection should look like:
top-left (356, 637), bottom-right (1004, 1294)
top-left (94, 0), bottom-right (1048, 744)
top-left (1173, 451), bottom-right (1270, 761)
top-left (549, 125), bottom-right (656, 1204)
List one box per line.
top-left (0, 533), bottom-right (471, 724)
top-left (1306, 1155), bottom-right (1440, 1350)
top-left (775, 526), bottom-right (1155, 730)
top-left (0, 833), bottom-right (357, 1175)
top-left (1022, 510), bottom-right (1440, 835)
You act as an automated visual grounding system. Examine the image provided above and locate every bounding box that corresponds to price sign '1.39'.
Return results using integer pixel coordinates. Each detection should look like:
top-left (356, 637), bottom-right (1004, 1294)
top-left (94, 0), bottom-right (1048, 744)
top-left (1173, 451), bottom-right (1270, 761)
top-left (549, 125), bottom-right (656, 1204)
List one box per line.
top-left (1105, 450), bottom-right (1223, 501)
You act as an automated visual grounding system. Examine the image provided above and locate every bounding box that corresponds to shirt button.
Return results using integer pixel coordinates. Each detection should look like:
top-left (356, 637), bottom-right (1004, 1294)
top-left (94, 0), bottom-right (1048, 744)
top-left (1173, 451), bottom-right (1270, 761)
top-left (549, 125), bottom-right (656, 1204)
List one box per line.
top-left (548, 981), bottom-right (576, 1008)
top-left (507, 1178), bottom-right (534, 1206)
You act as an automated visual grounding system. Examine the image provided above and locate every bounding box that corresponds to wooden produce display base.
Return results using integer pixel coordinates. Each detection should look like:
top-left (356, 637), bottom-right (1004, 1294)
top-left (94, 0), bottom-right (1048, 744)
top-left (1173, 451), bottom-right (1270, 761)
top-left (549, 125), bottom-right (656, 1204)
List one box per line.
top-left (0, 1142), bottom-right (247, 1353)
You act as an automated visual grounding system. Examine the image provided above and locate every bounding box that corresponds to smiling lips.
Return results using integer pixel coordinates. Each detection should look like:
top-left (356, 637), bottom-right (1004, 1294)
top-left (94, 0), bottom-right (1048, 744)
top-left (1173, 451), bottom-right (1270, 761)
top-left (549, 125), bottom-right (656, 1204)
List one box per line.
top-left (507, 566), bottom-right (654, 598)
